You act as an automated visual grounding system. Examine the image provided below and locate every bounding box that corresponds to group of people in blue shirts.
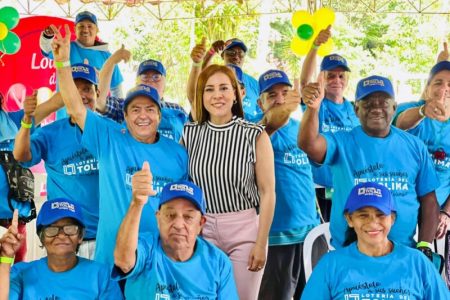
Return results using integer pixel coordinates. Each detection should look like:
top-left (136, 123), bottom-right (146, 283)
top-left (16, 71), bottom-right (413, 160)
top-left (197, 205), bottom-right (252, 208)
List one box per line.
top-left (0, 9), bottom-right (449, 300)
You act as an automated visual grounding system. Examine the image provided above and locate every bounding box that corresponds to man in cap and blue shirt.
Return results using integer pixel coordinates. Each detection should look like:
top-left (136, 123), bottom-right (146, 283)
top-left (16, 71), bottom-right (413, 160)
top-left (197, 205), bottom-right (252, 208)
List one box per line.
top-left (0, 198), bottom-right (122, 299)
top-left (40, 10), bottom-right (124, 119)
top-left (301, 26), bottom-right (360, 223)
top-left (256, 70), bottom-right (324, 300)
top-left (114, 164), bottom-right (238, 299)
top-left (13, 63), bottom-right (101, 259)
top-left (50, 24), bottom-right (188, 266)
top-left (99, 58), bottom-right (189, 142)
top-left (299, 74), bottom-right (440, 261)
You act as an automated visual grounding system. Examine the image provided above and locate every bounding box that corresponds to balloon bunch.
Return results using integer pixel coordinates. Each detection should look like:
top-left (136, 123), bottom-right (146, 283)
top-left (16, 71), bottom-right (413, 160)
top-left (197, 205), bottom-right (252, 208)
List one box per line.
top-left (0, 6), bottom-right (21, 63)
top-left (290, 8), bottom-right (335, 56)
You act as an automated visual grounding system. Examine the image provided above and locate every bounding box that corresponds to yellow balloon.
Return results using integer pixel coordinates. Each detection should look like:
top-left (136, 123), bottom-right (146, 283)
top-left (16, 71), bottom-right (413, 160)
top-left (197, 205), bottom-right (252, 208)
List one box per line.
top-left (313, 7), bottom-right (335, 30)
top-left (290, 36), bottom-right (314, 56)
top-left (0, 22), bottom-right (7, 41)
top-left (291, 10), bottom-right (313, 29)
top-left (317, 38), bottom-right (334, 57)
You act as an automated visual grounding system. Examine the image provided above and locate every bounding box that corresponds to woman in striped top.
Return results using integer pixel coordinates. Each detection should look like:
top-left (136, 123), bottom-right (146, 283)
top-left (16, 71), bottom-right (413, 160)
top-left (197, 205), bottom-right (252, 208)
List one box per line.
top-left (182, 64), bottom-right (275, 300)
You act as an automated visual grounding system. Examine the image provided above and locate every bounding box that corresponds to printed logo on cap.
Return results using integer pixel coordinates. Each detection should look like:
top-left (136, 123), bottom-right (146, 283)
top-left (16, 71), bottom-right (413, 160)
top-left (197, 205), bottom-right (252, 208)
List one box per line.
top-left (170, 184), bottom-right (194, 195)
top-left (130, 85), bottom-right (153, 94)
top-left (263, 71), bottom-right (283, 81)
top-left (72, 65), bottom-right (91, 74)
top-left (363, 79), bottom-right (385, 87)
top-left (357, 187), bottom-right (383, 197)
top-left (143, 60), bottom-right (159, 67)
top-left (51, 201), bottom-right (76, 212)
top-left (328, 55), bottom-right (345, 63)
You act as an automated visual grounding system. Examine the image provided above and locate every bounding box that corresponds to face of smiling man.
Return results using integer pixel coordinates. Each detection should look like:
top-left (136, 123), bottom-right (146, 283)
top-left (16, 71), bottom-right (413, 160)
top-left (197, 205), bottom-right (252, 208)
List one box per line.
top-left (124, 96), bottom-right (161, 144)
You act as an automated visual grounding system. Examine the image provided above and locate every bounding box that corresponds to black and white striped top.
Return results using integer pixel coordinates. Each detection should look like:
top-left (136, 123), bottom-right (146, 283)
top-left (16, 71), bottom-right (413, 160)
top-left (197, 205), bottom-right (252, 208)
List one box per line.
top-left (182, 116), bottom-right (264, 214)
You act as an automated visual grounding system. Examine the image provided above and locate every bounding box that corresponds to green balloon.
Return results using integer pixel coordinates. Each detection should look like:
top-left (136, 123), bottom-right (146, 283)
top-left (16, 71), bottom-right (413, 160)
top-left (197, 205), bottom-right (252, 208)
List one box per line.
top-left (0, 6), bottom-right (20, 30)
top-left (0, 31), bottom-right (21, 54)
top-left (297, 24), bottom-right (314, 40)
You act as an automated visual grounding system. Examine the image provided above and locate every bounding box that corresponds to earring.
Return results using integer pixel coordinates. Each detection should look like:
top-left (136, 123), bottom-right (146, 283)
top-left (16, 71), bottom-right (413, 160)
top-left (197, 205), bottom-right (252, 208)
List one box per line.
top-left (233, 99), bottom-right (237, 104)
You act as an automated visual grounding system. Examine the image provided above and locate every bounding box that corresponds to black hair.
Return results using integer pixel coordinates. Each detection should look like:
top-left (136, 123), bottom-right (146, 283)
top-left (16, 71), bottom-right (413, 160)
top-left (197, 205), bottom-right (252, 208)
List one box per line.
top-left (343, 227), bottom-right (357, 246)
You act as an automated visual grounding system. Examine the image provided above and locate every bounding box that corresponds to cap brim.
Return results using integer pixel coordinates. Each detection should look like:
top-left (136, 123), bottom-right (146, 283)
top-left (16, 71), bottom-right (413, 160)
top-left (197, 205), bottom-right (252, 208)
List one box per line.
top-left (260, 81), bottom-right (292, 94)
top-left (159, 195), bottom-right (204, 215)
top-left (138, 66), bottom-right (163, 76)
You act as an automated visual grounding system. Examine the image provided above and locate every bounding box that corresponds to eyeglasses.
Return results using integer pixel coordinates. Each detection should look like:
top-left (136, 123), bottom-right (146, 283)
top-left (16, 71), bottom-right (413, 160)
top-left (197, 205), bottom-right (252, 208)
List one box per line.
top-left (433, 148), bottom-right (446, 161)
top-left (43, 225), bottom-right (80, 238)
top-left (223, 49), bottom-right (245, 58)
top-left (140, 73), bottom-right (163, 83)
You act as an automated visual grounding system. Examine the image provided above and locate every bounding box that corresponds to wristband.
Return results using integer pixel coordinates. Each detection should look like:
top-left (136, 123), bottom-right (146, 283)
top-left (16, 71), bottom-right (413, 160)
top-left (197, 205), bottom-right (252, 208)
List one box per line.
top-left (312, 44), bottom-right (320, 50)
top-left (0, 256), bottom-right (14, 264)
top-left (208, 48), bottom-right (215, 55)
top-left (418, 104), bottom-right (426, 118)
top-left (21, 120), bottom-right (33, 129)
top-left (192, 61), bottom-right (202, 68)
top-left (416, 241), bottom-right (432, 249)
top-left (440, 210), bottom-right (450, 218)
top-left (55, 60), bottom-right (71, 69)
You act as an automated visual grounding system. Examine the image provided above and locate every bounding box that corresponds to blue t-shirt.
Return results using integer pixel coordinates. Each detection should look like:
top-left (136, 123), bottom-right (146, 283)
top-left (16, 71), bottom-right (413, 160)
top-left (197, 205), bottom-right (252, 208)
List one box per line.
top-left (303, 98), bottom-right (360, 188)
top-left (242, 72), bottom-right (263, 123)
top-left (395, 100), bottom-right (450, 206)
top-left (0, 110), bottom-right (32, 219)
top-left (301, 242), bottom-right (450, 300)
top-left (82, 110), bottom-right (188, 265)
top-left (20, 118), bottom-right (99, 239)
top-left (10, 256), bottom-right (123, 300)
top-left (112, 233), bottom-right (238, 300)
top-left (323, 126), bottom-right (439, 248)
top-left (269, 119), bottom-right (319, 245)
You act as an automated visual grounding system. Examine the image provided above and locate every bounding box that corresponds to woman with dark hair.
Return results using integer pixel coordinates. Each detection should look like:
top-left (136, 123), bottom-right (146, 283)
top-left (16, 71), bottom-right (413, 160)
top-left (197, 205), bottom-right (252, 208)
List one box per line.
top-left (301, 182), bottom-right (449, 300)
top-left (182, 64), bottom-right (275, 300)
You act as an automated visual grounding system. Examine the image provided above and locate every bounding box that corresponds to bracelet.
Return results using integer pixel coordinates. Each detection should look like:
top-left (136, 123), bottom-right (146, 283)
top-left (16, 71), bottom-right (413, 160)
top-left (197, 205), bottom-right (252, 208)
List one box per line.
top-left (418, 104), bottom-right (426, 118)
top-left (416, 241), bottom-right (432, 249)
top-left (208, 48), bottom-right (215, 55)
top-left (312, 44), bottom-right (320, 50)
top-left (0, 256), bottom-right (14, 264)
top-left (54, 60), bottom-right (71, 69)
top-left (440, 210), bottom-right (450, 218)
top-left (192, 61), bottom-right (202, 68)
top-left (21, 120), bottom-right (33, 129)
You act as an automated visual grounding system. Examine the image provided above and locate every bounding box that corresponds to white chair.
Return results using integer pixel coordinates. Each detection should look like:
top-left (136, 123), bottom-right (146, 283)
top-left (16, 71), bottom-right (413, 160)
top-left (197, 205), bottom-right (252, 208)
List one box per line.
top-left (303, 222), bottom-right (334, 282)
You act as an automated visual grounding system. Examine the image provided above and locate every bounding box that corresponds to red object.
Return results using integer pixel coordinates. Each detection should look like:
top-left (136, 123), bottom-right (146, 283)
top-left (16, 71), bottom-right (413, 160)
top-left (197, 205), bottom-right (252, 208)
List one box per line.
top-left (434, 148), bottom-right (446, 161)
top-left (0, 16), bottom-right (75, 114)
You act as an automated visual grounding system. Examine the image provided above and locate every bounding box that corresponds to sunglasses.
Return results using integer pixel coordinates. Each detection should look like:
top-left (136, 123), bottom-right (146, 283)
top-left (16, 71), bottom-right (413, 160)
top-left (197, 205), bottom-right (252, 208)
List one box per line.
top-left (223, 49), bottom-right (245, 58)
top-left (43, 224), bottom-right (79, 238)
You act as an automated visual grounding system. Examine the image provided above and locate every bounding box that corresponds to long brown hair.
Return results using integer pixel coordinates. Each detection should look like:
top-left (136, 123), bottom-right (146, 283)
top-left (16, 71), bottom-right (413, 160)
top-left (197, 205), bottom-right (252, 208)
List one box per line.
top-left (195, 64), bottom-right (244, 124)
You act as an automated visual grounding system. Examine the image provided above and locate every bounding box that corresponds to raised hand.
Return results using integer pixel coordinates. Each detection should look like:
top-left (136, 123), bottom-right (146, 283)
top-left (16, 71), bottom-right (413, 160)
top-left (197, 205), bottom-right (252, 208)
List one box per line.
top-left (302, 72), bottom-right (325, 111)
top-left (23, 90), bottom-right (38, 118)
top-left (43, 25), bottom-right (55, 37)
top-left (313, 25), bottom-right (331, 47)
top-left (0, 210), bottom-right (23, 258)
top-left (111, 44), bottom-right (131, 64)
top-left (131, 161), bottom-right (157, 206)
top-left (437, 41), bottom-right (449, 63)
top-left (425, 90), bottom-right (448, 122)
top-left (210, 40), bottom-right (225, 54)
top-left (50, 24), bottom-right (71, 62)
top-left (191, 37), bottom-right (207, 64)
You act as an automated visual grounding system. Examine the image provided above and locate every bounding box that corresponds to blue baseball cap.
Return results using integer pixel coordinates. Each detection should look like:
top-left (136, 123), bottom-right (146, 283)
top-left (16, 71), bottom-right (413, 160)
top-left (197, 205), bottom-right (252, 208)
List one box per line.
top-left (355, 75), bottom-right (395, 101)
top-left (320, 53), bottom-right (350, 72)
top-left (159, 180), bottom-right (206, 215)
top-left (123, 84), bottom-right (160, 111)
top-left (75, 11), bottom-right (98, 25)
top-left (71, 63), bottom-right (98, 85)
top-left (137, 59), bottom-right (166, 77)
top-left (344, 182), bottom-right (396, 215)
top-left (428, 61), bottom-right (450, 83)
top-left (224, 38), bottom-right (248, 52)
top-left (227, 64), bottom-right (244, 85)
top-left (36, 198), bottom-right (85, 233)
top-left (258, 69), bottom-right (292, 94)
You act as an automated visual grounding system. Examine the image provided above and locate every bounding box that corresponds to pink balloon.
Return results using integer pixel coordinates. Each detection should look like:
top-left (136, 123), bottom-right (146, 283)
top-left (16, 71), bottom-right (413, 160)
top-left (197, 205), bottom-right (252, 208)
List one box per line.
top-left (5, 83), bottom-right (26, 111)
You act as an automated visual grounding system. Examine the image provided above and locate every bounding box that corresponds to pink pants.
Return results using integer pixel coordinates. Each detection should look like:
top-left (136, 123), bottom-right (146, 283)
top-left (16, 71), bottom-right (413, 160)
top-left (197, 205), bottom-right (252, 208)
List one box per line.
top-left (202, 208), bottom-right (265, 300)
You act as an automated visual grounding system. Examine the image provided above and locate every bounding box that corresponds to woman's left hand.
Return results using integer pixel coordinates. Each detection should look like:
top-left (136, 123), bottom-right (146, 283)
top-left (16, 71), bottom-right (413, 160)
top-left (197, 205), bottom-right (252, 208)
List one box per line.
top-left (247, 243), bottom-right (266, 272)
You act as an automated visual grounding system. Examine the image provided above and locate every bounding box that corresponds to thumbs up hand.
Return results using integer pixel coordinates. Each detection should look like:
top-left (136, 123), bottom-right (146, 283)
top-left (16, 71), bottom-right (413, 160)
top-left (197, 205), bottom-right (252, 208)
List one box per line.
top-left (131, 161), bottom-right (157, 206)
top-left (190, 37), bottom-right (207, 65)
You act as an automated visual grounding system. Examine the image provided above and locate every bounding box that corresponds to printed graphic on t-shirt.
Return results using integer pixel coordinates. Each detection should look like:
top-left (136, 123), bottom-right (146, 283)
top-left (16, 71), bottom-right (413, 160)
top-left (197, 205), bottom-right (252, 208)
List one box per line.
top-left (343, 281), bottom-right (412, 299)
top-left (61, 148), bottom-right (99, 176)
